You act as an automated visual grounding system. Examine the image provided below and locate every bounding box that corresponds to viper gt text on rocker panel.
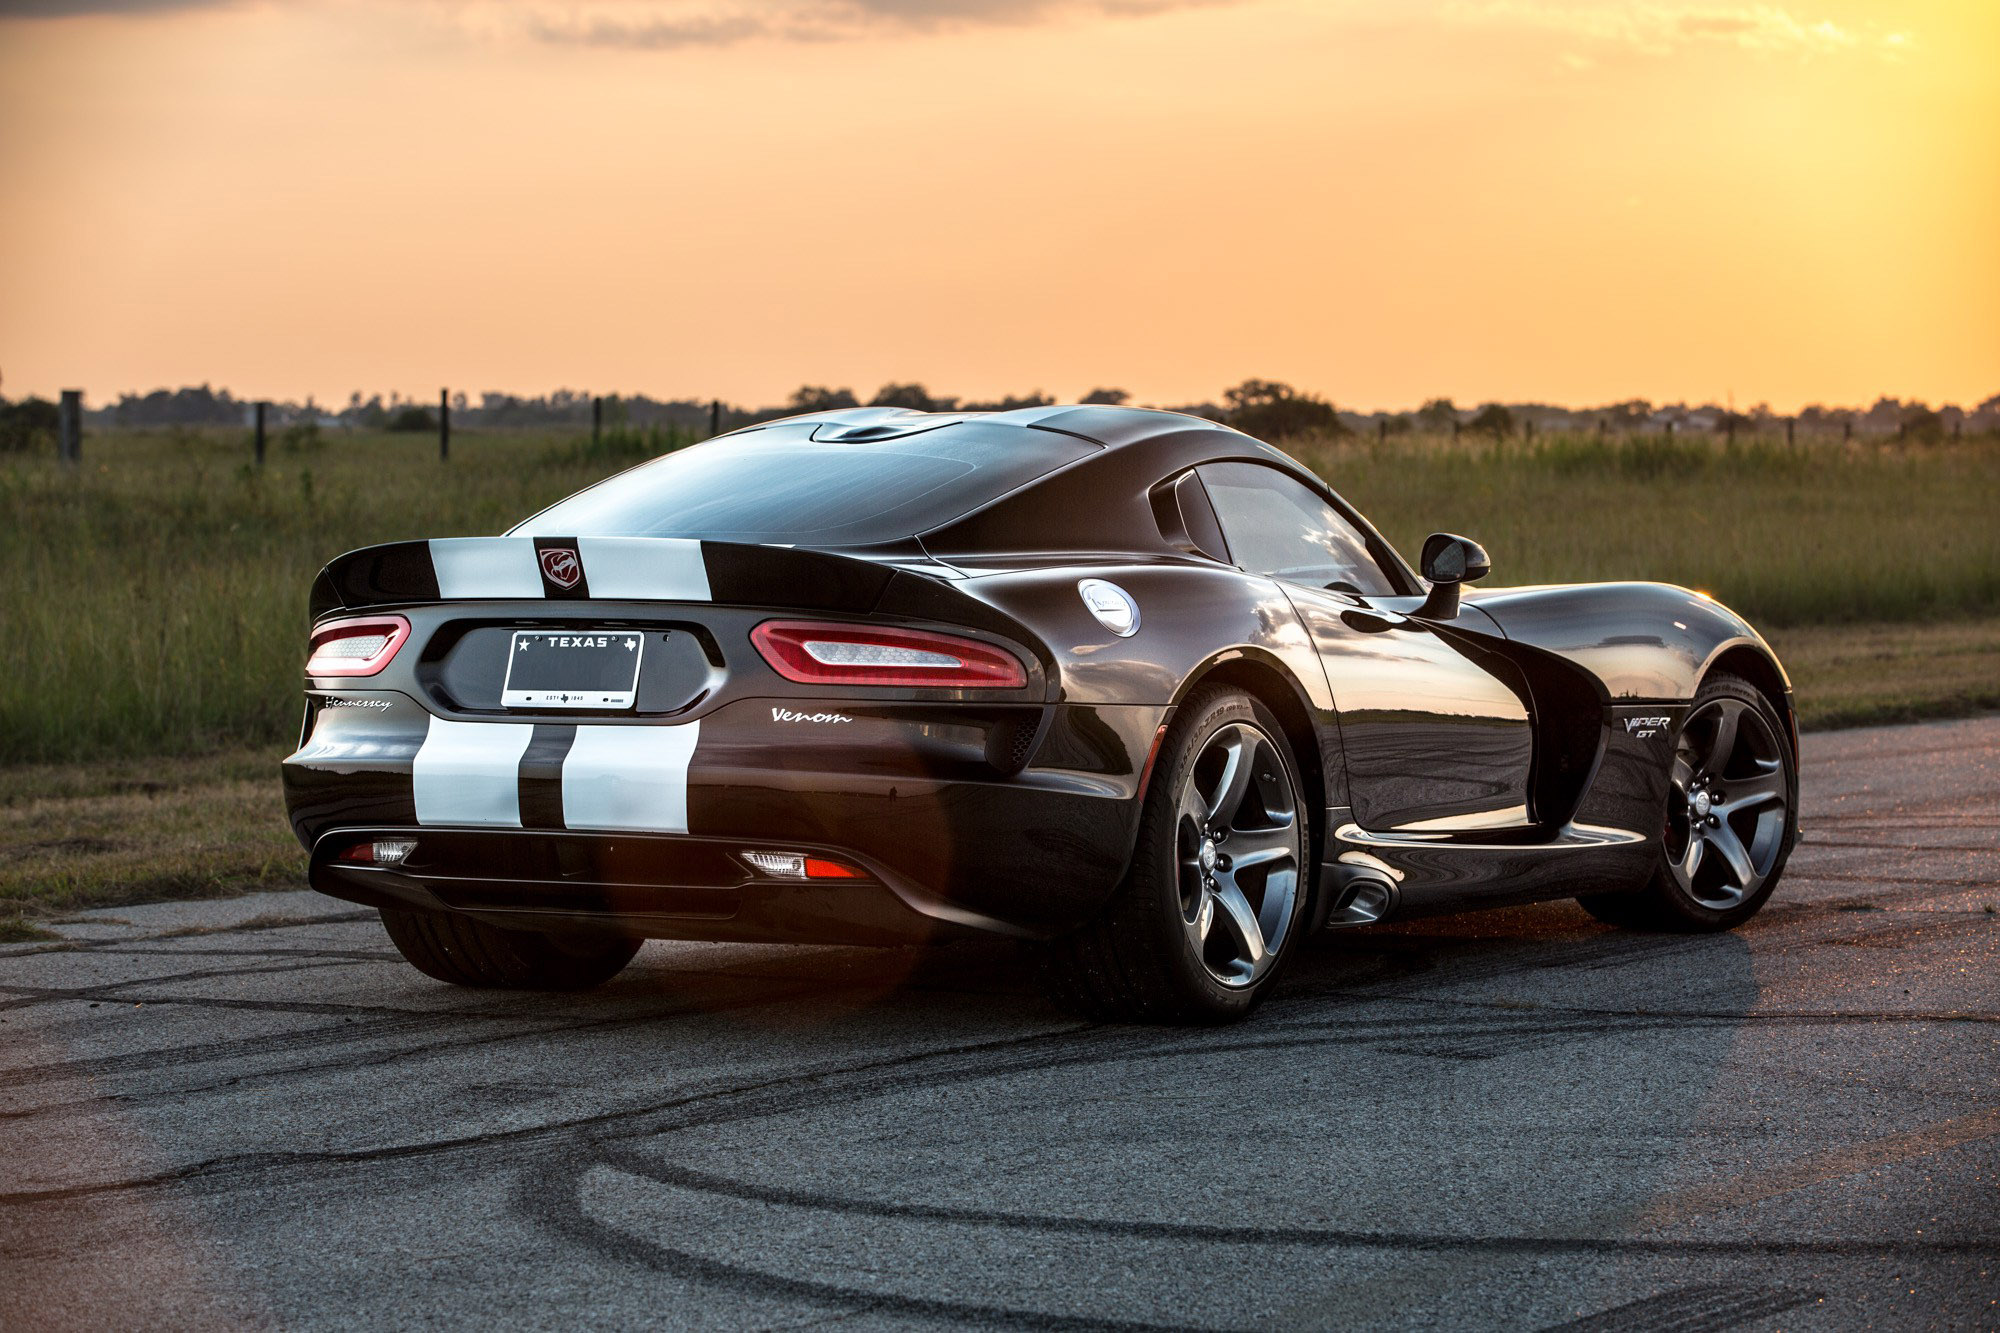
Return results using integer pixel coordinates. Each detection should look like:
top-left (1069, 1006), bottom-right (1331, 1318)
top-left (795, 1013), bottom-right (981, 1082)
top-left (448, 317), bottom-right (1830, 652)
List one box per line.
top-left (283, 405), bottom-right (1800, 1022)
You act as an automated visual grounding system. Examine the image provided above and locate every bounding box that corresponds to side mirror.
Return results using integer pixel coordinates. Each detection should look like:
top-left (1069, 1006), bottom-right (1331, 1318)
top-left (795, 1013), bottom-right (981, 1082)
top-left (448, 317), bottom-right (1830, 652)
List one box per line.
top-left (1416, 533), bottom-right (1490, 619)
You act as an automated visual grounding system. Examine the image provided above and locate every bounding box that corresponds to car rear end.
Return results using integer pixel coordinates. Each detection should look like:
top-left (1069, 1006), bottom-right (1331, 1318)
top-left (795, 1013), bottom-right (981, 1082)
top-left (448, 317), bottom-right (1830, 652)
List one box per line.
top-left (282, 534), bottom-right (1154, 946)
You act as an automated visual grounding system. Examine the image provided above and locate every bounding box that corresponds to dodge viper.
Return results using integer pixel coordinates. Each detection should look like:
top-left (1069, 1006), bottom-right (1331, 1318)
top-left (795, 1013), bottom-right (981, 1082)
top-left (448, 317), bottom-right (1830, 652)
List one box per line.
top-left (283, 405), bottom-right (1799, 1021)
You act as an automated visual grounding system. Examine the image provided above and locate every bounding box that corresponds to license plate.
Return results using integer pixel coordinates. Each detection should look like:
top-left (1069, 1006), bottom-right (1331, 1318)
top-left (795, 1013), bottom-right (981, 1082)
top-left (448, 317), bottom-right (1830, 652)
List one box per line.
top-left (501, 630), bottom-right (644, 709)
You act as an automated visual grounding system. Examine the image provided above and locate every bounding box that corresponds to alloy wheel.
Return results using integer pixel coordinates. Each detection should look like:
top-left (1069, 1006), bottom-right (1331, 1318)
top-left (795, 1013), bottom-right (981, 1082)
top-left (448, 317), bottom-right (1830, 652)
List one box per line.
top-left (1665, 696), bottom-right (1790, 909)
top-left (1175, 721), bottom-right (1302, 987)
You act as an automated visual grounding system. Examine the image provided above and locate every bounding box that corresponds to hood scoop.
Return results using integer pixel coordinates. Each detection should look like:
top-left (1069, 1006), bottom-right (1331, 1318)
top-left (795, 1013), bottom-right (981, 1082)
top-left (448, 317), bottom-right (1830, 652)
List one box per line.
top-left (810, 411), bottom-right (969, 443)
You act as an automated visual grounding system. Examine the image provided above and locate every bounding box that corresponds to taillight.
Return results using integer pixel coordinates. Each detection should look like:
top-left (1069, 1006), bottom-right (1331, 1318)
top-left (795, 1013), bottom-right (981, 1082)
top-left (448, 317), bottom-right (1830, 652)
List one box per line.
top-left (750, 620), bottom-right (1026, 689)
top-left (337, 838), bottom-right (416, 865)
top-left (306, 616), bottom-right (411, 678)
top-left (739, 850), bottom-right (868, 880)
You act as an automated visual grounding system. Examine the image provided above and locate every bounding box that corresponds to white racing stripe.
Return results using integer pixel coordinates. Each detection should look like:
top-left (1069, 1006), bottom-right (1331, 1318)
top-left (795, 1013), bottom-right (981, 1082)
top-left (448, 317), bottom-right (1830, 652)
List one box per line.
top-left (426, 536), bottom-right (710, 601)
top-left (575, 537), bottom-right (709, 600)
top-left (429, 539), bottom-right (544, 599)
top-left (561, 722), bottom-right (701, 834)
top-left (412, 717), bottom-right (534, 826)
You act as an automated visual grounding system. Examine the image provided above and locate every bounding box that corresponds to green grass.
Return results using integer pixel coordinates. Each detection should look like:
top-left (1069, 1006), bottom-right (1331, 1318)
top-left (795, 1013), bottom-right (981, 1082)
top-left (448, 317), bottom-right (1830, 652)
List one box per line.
top-left (1, 426), bottom-right (1997, 766)
top-left (0, 429), bottom-right (638, 763)
top-left (0, 748), bottom-right (305, 929)
top-left (1288, 431), bottom-right (2000, 629)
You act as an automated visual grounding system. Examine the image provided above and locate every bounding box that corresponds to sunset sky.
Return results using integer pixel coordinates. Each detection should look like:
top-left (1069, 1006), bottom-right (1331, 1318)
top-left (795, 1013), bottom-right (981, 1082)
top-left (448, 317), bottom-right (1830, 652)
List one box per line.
top-left (0, 0), bottom-right (1994, 412)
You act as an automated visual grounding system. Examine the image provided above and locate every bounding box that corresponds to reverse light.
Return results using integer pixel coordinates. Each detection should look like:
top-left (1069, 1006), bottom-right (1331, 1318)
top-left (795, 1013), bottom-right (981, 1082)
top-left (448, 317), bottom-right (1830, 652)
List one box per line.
top-left (750, 620), bottom-right (1026, 689)
top-left (337, 838), bottom-right (416, 866)
top-left (306, 616), bottom-right (411, 678)
top-left (739, 850), bottom-right (868, 880)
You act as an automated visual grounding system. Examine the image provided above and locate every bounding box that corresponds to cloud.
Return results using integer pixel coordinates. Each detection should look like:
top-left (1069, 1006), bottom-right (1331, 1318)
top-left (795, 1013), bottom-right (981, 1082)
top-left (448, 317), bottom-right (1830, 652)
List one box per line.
top-left (524, 0), bottom-right (1237, 49)
top-left (0, 0), bottom-right (229, 13)
top-left (2, 0), bottom-right (1240, 45)
top-left (1445, 2), bottom-right (1903, 59)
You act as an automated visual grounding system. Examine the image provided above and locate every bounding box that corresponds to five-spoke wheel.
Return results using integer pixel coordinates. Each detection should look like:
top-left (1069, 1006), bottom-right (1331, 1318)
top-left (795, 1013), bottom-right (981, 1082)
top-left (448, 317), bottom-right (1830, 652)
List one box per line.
top-left (1578, 671), bottom-right (1797, 932)
top-left (1041, 686), bottom-right (1309, 1022)
top-left (1666, 695), bottom-right (1790, 909)
top-left (1175, 721), bottom-right (1302, 988)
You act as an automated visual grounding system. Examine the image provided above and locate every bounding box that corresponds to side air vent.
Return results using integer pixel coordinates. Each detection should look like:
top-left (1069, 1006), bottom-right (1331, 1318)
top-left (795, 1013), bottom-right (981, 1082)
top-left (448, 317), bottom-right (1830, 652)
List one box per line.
top-left (1148, 470), bottom-right (1231, 562)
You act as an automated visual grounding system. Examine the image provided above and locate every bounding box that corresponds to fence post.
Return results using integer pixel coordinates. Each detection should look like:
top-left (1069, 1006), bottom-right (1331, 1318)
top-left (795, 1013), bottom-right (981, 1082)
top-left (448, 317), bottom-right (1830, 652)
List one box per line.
top-left (591, 396), bottom-right (602, 443)
top-left (710, 399), bottom-right (722, 438)
top-left (1843, 419), bottom-right (1853, 442)
top-left (439, 389), bottom-right (450, 462)
top-left (1724, 418), bottom-right (1735, 446)
top-left (1599, 417), bottom-right (1609, 438)
top-left (1450, 417), bottom-right (1461, 441)
top-left (1376, 418), bottom-right (1386, 445)
top-left (1665, 420), bottom-right (1674, 438)
top-left (58, 389), bottom-right (82, 466)
top-left (1524, 418), bottom-right (1534, 444)
top-left (1786, 418), bottom-right (1795, 447)
top-left (254, 401), bottom-right (267, 465)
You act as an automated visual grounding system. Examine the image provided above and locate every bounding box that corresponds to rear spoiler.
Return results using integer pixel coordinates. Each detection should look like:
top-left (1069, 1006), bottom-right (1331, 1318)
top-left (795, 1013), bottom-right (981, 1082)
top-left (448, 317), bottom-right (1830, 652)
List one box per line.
top-left (308, 537), bottom-right (1036, 652)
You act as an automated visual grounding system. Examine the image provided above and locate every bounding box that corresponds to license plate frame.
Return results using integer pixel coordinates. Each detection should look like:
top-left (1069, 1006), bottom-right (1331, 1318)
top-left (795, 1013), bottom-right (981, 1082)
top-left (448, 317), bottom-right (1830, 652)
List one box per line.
top-left (501, 630), bottom-right (645, 710)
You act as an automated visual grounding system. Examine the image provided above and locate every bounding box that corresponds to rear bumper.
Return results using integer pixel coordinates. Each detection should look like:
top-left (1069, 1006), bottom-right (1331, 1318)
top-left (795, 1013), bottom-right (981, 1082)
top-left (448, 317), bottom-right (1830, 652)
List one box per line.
top-left (283, 694), bottom-right (1164, 942)
top-left (310, 828), bottom-right (1017, 946)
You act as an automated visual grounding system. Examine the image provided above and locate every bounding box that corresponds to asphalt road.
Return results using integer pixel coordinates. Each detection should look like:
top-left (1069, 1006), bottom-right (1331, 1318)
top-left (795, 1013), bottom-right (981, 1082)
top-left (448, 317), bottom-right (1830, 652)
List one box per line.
top-left (4, 718), bottom-right (1996, 1331)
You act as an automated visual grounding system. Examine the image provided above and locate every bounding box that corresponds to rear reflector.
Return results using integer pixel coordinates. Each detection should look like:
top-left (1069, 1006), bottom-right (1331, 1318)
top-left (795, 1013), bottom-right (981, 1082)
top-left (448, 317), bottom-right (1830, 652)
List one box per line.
top-left (337, 839), bottom-right (416, 865)
top-left (739, 850), bottom-right (868, 880)
top-left (307, 616), bottom-right (411, 678)
top-left (750, 620), bottom-right (1026, 689)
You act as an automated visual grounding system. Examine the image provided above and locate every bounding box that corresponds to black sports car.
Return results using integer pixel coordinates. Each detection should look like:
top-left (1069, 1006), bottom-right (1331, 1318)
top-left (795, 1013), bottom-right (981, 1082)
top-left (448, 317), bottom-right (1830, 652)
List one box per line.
top-left (283, 405), bottom-right (1799, 1021)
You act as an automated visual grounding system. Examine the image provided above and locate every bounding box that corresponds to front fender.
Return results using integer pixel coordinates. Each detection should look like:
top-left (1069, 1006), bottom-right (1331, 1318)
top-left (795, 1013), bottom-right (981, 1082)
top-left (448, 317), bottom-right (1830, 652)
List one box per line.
top-left (1464, 581), bottom-right (1787, 701)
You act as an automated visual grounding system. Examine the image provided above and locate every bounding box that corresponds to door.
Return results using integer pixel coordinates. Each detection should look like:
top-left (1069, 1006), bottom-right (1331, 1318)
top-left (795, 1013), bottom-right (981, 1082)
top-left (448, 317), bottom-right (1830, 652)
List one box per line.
top-left (1196, 462), bottom-right (1534, 832)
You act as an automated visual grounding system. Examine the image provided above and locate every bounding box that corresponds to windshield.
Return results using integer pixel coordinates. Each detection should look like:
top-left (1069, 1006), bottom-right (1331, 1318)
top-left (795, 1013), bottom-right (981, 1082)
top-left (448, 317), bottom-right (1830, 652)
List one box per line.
top-left (512, 422), bottom-right (1099, 546)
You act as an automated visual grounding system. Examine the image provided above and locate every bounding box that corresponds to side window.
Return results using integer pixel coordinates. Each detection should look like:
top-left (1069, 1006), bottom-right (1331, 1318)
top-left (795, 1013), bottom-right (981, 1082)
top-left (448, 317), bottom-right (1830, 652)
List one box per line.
top-left (1197, 461), bottom-right (1394, 595)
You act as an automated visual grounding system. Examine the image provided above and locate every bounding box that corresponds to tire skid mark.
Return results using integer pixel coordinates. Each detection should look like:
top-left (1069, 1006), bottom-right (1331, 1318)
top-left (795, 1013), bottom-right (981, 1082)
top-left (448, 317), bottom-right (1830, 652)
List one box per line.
top-left (1539, 1282), bottom-right (1822, 1332)
top-left (546, 1144), bottom-right (1995, 1261)
top-left (0, 1023), bottom-right (1107, 1207)
top-left (2, 975), bottom-right (901, 1124)
top-left (525, 1156), bottom-right (1203, 1333)
top-left (73, 945), bottom-right (401, 962)
top-left (3, 1008), bottom-right (529, 1090)
top-left (7, 1006), bottom-right (1996, 1240)
top-left (1785, 871), bottom-right (2000, 889)
top-left (0, 911), bottom-right (380, 959)
top-left (0, 958), bottom-right (372, 1013)
top-left (1376, 994), bottom-right (2000, 1028)
top-left (1796, 838), bottom-right (1998, 853)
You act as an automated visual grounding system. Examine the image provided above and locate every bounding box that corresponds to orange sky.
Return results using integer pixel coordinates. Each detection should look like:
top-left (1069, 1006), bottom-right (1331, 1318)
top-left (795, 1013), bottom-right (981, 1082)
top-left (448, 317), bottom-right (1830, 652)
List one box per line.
top-left (1, 0), bottom-right (1994, 412)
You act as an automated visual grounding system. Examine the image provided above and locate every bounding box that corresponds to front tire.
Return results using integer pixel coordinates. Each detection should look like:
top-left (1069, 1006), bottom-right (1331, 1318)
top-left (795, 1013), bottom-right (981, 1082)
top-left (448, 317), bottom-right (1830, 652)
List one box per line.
top-left (1041, 686), bottom-right (1310, 1023)
top-left (1578, 671), bottom-right (1797, 932)
top-left (379, 907), bottom-right (641, 990)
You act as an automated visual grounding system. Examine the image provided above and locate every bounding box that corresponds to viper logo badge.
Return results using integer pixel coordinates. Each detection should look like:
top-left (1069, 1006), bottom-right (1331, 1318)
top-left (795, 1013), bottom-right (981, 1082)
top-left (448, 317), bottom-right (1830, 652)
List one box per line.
top-left (1624, 715), bottom-right (1671, 738)
top-left (539, 548), bottom-right (582, 589)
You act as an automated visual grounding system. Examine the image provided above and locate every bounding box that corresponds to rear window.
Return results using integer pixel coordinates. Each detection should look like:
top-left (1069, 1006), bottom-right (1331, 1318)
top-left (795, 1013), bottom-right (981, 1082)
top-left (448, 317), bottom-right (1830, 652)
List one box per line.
top-left (511, 422), bottom-right (1099, 546)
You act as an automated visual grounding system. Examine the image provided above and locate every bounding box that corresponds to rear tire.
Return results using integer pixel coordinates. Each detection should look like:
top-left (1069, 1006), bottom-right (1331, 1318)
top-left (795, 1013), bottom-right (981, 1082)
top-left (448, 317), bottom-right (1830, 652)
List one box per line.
top-left (1040, 686), bottom-right (1310, 1024)
top-left (379, 907), bottom-right (641, 990)
top-left (1577, 671), bottom-right (1796, 933)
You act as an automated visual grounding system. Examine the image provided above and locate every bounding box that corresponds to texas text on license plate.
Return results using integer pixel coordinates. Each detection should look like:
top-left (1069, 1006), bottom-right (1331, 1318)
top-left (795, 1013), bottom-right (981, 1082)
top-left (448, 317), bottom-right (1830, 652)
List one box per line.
top-left (501, 630), bottom-right (644, 709)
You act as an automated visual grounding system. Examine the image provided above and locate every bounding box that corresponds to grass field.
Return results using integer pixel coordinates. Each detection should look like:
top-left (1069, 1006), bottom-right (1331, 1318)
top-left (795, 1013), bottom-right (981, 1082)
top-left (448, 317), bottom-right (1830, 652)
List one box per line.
top-left (4, 425), bottom-right (1996, 764)
top-left (3, 423), bottom-right (1996, 931)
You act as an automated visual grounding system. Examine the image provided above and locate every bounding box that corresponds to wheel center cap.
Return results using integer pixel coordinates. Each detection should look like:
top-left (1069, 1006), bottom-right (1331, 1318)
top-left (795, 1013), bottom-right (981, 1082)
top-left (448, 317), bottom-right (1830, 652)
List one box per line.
top-left (1691, 790), bottom-right (1713, 819)
top-left (1199, 840), bottom-right (1218, 874)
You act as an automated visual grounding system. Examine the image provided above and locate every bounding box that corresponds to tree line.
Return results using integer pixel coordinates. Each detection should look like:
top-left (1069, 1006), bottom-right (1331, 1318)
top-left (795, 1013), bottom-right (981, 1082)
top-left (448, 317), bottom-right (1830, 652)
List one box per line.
top-left (4, 378), bottom-right (1997, 452)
